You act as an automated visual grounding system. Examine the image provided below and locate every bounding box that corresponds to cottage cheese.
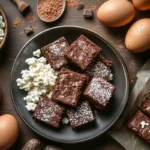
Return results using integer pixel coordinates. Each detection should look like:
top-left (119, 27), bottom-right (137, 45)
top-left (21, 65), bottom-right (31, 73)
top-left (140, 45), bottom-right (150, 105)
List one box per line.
top-left (16, 50), bottom-right (58, 111)
top-left (0, 15), bottom-right (5, 43)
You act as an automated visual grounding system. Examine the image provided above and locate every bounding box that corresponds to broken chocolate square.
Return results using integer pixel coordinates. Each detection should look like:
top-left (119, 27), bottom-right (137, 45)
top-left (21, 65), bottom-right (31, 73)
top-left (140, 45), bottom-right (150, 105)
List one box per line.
top-left (83, 9), bottom-right (93, 18)
top-left (24, 26), bottom-right (33, 35)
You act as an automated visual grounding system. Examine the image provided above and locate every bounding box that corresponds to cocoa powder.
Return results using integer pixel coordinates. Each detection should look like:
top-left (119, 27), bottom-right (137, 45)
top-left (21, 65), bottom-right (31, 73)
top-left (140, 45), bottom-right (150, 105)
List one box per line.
top-left (38, 0), bottom-right (63, 21)
top-left (66, 0), bottom-right (78, 7)
top-left (13, 18), bottom-right (22, 27)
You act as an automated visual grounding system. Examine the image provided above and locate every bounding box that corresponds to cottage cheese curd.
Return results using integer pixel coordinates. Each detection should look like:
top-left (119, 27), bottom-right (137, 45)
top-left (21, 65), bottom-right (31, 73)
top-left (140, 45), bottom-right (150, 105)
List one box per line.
top-left (0, 15), bottom-right (5, 43)
top-left (16, 49), bottom-right (58, 111)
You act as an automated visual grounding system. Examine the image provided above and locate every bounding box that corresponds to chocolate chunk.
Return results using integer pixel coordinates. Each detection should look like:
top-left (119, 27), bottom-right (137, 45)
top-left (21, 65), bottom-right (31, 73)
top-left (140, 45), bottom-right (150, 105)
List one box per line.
top-left (84, 77), bottom-right (115, 111)
top-left (77, 3), bottom-right (84, 10)
top-left (67, 101), bottom-right (95, 130)
top-left (65, 35), bottom-right (101, 70)
top-left (24, 26), bottom-right (33, 35)
top-left (52, 68), bottom-right (87, 107)
top-left (83, 9), bottom-right (93, 18)
top-left (128, 110), bottom-right (150, 143)
top-left (33, 97), bottom-right (65, 128)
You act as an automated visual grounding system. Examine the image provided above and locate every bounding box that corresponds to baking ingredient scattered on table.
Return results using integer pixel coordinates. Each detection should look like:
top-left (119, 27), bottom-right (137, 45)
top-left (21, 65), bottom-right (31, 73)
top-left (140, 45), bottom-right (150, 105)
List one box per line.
top-left (0, 15), bottom-right (5, 43)
top-left (24, 25), bottom-right (34, 35)
top-left (67, 0), bottom-right (78, 7)
top-left (26, 13), bottom-right (37, 23)
top-left (37, 0), bottom-right (63, 22)
top-left (97, 0), bottom-right (135, 27)
top-left (132, 0), bottom-right (150, 11)
top-left (0, 114), bottom-right (19, 150)
top-left (11, 0), bottom-right (30, 14)
top-left (125, 18), bottom-right (150, 53)
top-left (22, 139), bottom-right (41, 150)
top-left (13, 18), bottom-right (22, 27)
top-left (16, 49), bottom-right (58, 111)
top-left (45, 145), bottom-right (62, 150)
top-left (77, 2), bottom-right (84, 10)
top-left (83, 9), bottom-right (93, 18)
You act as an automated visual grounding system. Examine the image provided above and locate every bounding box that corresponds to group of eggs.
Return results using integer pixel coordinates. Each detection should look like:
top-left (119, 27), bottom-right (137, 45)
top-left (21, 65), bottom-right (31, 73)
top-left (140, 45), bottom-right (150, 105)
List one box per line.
top-left (97, 0), bottom-right (150, 53)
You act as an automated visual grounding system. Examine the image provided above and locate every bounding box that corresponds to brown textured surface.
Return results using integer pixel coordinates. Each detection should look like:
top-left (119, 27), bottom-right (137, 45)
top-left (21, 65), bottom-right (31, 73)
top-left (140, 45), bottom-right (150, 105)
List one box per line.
top-left (41, 37), bottom-right (69, 70)
top-left (1, 0), bottom-right (149, 149)
top-left (66, 35), bottom-right (101, 70)
top-left (140, 95), bottom-right (150, 117)
top-left (67, 101), bottom-right (95, 130)
top-left (52, 68), bottom-right (87, 107)
top-left (128, 110), bottom-right (150, 143)
top-left (84, 77), bottom-right (115, 111)
top-left (33, 97), bottom-right (65, 128)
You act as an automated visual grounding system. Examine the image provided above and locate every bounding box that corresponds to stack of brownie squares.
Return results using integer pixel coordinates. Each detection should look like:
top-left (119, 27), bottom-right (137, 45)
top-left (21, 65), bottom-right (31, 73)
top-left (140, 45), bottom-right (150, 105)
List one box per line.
top-left (33, 35), bottom-right (116, 130)
top-left (128, 94), bottom-right (150, 143)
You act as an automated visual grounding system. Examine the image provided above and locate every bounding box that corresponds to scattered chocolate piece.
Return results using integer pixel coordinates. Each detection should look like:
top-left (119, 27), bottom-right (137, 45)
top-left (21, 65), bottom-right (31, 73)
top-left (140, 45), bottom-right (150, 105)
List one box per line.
top-left (45, 145), bottom-right (62, 150)
top-left (77, 2), bottom-right (84, 10)
top-left (83, 9), bottom-right (93, 18)
top-left (22, 139), bottom-right (41, 150)
top-left (24, 26), bottom-right (33, 35)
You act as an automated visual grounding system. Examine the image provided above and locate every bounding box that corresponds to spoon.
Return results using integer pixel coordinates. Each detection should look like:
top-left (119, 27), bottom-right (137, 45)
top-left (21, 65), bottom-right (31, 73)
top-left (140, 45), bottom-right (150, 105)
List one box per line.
top-left (37, 0), bottom-right (66, 23)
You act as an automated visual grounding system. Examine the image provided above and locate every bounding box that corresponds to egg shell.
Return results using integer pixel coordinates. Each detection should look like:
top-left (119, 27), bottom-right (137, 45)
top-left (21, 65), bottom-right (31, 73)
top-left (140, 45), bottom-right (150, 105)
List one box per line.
top-left (132, 0), bottom-right (150, 11)
top-left (0, 114), bottom-right (19, 150)
top-left (125, 18), bottom-right (150, 53)
top-left (97, 0), bottom-right (136, 27)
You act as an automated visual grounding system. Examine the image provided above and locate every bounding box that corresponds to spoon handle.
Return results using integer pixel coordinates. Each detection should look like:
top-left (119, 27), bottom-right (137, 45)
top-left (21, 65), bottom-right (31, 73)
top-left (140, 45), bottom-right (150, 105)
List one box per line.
top-left (11, 0), bottom-right (30, 13)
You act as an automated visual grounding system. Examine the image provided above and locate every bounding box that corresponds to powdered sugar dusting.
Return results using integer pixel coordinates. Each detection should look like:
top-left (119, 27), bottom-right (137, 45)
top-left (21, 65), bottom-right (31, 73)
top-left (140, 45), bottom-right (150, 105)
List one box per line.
top-left (67, 101), bottom-right (95, 128)
top-left (87, 78), bottom-right (115, 101)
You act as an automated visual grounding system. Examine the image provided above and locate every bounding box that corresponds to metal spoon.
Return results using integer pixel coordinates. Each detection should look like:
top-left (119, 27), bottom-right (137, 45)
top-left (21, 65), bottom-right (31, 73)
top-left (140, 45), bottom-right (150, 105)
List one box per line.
top-left (37, 0), bottom-right (66, 23)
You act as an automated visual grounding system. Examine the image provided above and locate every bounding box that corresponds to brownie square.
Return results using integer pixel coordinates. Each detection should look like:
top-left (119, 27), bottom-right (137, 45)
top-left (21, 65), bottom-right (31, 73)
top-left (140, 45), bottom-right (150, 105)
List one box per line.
top-left (85, 54), bottom-right (113, 80)
top-left (41, 37), bottom-right (69, 70)
top-left (140, 95), bottom-right (150, 117)
top-left (84, 77), bottom-right (115, 110)
top-left (67, 101), bottom-right (95, 130)
top-left (65, 35), bottom-right (101, 70)
top-left (128, 110), bottom-right (150, 143)
top-left (52, 68), bottom-right (87, 107)
top-left (33, 97), bottom-right (65, 128)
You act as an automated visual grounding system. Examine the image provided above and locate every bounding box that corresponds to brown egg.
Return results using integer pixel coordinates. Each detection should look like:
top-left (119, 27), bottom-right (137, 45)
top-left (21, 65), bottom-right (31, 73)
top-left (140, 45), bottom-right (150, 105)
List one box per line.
top-left (0, 114), bottom-right (19, 150)
top-left (125, 18), bottom-right (150, 53)
top-left (132, 0), bottom-right (150, 11)
top-left (97, 0), bottom-right (135, 27)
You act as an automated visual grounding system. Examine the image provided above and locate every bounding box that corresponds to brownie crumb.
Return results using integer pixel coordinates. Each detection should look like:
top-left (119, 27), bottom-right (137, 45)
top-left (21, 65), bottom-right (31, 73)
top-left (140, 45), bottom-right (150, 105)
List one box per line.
top-left (77, 2), bottom-right (84, 10)
top-left (24, 26), bottom-right (33, 35)
top-left (83, 9), bottom-right (93, 18)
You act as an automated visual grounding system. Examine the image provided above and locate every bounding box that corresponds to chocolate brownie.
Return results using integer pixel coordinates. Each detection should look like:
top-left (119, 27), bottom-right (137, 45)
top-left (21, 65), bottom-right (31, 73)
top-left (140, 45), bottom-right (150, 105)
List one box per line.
top-left (52, 68), bottom-right (87, 107)
top-left (67, 101), bottom-right (95, 130)
top-left (128, 110), bottom-right (150, 143)
top-left (41, 37), bottom-right (69, 70)
top-left (33, 97), bottom-right (65, 128)
top-left (85, 55), bottom-right (113, 80)
top-left (140, 95), bottom-right (150, 117)
top-left (84, 77), bottom-right (115, 110)
top-left (65, 35), bottom-right (101, 70)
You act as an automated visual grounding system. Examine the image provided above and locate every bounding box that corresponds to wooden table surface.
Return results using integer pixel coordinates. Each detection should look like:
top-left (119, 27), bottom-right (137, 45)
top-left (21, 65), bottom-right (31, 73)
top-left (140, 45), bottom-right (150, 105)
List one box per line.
top-left (0, 0), bottom-right (150, 149)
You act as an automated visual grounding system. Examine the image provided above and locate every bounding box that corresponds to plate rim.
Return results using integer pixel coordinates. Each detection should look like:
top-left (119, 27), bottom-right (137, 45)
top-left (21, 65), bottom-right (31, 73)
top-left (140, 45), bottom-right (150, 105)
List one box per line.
top-left (10, 25), bottom-right (129, 144)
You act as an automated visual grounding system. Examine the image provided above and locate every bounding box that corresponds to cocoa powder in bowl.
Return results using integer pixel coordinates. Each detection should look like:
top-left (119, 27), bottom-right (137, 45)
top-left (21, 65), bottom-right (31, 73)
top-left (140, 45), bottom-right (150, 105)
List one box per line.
top-left (37, 0), bottom-right (63, 22)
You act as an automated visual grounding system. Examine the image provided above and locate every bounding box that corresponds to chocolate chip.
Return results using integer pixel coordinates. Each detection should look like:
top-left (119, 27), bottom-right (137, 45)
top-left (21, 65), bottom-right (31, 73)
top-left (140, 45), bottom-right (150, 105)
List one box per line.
top-left (77, 3), bottom-right (84, 10)
top-left (83, 9), bottom-right (93, 18)
top-left (24, 26), bottom-right (33, 35)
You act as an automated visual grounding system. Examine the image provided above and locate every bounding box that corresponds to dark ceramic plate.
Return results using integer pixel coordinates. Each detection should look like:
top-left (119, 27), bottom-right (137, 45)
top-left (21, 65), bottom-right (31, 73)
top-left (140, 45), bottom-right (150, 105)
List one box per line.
top-left (11, 26), bottom-right (129, 144)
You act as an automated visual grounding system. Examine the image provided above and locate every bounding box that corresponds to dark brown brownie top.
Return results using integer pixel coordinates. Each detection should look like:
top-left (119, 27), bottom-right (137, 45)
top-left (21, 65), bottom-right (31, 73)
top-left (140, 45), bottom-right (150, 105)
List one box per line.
top-left (41, 37), bottom-right (69, 70)
top-left (84, 77), bottom-right (115, 109)
top-left (65, 35), bottom-right (101, 70)
top-left (85, 55), bottom-right (112, 80)
top-left (67, 101), bottom-right (95, 129)
top-left (128, 110), bottom-right (150, 143)
top-left (33, 97), bottom-right (65, 128)
top-left (140, 95), bottom-right (150, 117)
top-left (52, 68), bottom-right (87, 107)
